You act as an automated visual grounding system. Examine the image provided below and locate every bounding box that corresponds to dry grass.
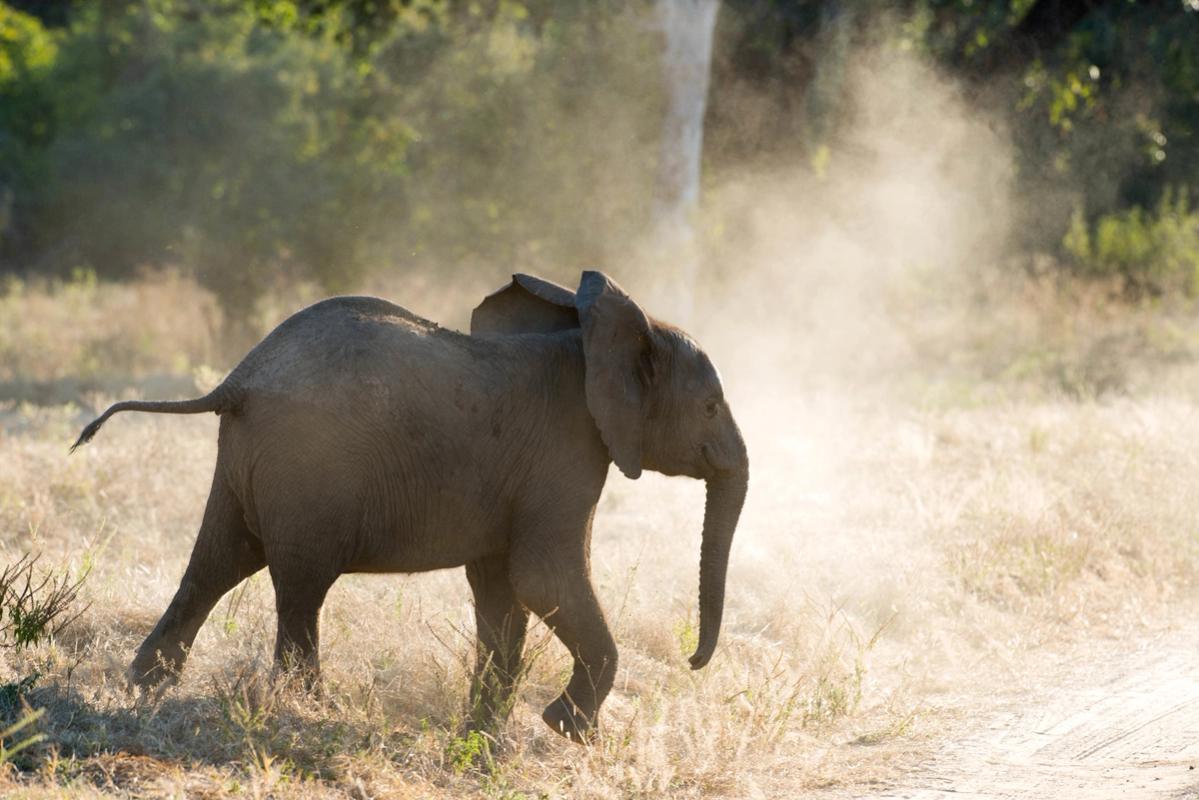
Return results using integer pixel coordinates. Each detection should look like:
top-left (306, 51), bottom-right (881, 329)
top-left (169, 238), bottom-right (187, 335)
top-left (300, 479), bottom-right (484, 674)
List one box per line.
top-left (0, 272), bottom-right (221, 388)
top-left (1, 272), bottom-right (1199, 798)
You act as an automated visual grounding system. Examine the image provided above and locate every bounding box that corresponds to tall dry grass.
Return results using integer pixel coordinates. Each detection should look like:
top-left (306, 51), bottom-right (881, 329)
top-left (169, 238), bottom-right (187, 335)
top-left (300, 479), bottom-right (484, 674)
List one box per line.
top-left (2, 268), bottom-right (1199, 797)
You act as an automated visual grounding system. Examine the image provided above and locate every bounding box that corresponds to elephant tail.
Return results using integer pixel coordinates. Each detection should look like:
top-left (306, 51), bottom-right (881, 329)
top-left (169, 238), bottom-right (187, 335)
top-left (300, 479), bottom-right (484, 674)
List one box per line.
top-left (69, 384), bottom-right (240, 453)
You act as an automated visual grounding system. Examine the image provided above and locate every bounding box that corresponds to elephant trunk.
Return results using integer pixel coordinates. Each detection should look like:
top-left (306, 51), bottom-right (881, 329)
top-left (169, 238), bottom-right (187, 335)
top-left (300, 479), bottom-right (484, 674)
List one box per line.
top-left (689, 461), bottom-right (748, 670)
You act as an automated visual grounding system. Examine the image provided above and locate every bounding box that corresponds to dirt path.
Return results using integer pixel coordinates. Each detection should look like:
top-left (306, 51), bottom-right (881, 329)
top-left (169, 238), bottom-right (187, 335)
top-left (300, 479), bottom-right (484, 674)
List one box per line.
top-left (872, 626), bottom-right (1199, 799)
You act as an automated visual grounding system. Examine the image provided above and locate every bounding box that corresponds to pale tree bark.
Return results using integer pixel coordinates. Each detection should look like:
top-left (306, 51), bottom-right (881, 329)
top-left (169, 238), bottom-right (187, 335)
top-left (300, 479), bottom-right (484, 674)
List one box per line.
top-left (651, 0), bottom-right (720, 318)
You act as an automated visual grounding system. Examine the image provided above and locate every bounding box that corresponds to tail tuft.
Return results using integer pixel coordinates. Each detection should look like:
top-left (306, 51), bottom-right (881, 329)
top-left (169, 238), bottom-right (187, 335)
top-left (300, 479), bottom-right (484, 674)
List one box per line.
top-left (69, 417), bottom-right (107, 454)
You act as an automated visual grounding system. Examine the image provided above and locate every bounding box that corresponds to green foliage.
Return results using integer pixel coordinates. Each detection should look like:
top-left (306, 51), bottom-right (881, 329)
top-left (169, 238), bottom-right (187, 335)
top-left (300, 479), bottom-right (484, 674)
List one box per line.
top-left (0, 4), bottom-right (59, 245)
top-left (445, 729), bottom-right (493, 775)
top-left (380, 0), bottom-right (660, 273)
top-left (0, 554), bottom-right (88, 651)
top-left (15, 0), bottom-right (408, 318)
top-left (1063, 190), bottom-right (1199, 295)
top-left (719, 0), bottom-right (1199, 259)
top-left (954, 0), bottom-right (1199, 248)
top-left (0, 0), bottom-right (658, 321)
top-left (0, 555), bottom-right (85, 773)
top-left (0, 5), bottom-right (56, 80)
top-left (3, 0), bottom-right (1199, 305)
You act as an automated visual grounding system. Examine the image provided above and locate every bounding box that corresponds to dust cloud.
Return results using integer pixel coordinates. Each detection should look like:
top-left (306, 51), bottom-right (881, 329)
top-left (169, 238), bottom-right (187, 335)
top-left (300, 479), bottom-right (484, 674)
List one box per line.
top-left (180, 14), bottom-right (1131, 730)
top-left (579, 43), bottom-right (1025, 700)
top-left (365, 41), bottom-right (1025, 658)
top-left (691, 46), bottom-right (1014, 388)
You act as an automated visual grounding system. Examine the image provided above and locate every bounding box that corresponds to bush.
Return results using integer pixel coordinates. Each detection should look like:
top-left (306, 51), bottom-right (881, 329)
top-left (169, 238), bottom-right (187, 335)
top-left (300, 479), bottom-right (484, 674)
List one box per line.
top-left (0, 554), bottom-right (88, 651)
top-left (0, 555), bottom-right (86, 768)
top-left (14, 0), bottom-right (405, 322)
top-left (0, 4), bottom-right (58, 251)
top-left (0, 0), bottom-right (661, 326)
top-left (1063, 190), bottom-right (1199, 296)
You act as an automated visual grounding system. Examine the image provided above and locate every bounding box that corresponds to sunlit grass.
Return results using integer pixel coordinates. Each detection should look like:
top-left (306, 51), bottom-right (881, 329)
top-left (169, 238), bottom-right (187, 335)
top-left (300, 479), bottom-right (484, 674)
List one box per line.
top-left (1, 384), bottom-right (1197, 796)
top-left (2, 270), bottom-right (1199, 797)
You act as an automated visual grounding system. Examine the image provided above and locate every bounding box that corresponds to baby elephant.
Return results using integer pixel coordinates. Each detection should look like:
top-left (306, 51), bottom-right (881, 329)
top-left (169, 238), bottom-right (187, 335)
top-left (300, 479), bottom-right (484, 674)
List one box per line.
top-left (73, 271), bottom-right (749, 742)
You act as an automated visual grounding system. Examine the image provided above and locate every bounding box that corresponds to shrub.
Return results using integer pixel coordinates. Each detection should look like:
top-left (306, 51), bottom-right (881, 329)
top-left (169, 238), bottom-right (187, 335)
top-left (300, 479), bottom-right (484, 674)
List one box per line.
top-left (0, 0), bottom-right (661, 327)
top-left (0, 554), bottom-right (88, 651)
top-left (1064, 190), bottom-right (1199, 296)
top-left (0, 555), bottom-right (87, 769)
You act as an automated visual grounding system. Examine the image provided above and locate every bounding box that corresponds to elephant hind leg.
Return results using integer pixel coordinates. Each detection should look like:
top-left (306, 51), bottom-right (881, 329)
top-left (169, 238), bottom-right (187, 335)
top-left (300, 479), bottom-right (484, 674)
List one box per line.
top-left (130, 468), bottom-right (265, 689)
top-left (267, 553), bottom-right (339, 688)
top-left (509, 544), bottom-right (617, 743)
top-left (466, 554), bottom-right (530, 731)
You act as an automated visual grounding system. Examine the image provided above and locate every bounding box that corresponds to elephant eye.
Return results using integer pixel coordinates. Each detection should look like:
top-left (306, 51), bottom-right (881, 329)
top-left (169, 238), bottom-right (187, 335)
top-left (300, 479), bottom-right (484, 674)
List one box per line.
top-left (705, 398), bottom-right (720, 418)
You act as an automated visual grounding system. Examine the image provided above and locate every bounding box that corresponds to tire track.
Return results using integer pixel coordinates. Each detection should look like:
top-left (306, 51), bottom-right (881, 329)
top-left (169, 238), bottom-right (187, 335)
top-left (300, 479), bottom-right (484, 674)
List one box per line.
top-left (872, 629), bottom-right (1199, 799)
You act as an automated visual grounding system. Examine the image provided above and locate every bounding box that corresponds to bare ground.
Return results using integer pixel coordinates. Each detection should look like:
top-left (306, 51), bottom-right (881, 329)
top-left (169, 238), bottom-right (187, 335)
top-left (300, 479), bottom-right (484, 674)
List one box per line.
top-left (843, 622), bottom-right (1199, 799)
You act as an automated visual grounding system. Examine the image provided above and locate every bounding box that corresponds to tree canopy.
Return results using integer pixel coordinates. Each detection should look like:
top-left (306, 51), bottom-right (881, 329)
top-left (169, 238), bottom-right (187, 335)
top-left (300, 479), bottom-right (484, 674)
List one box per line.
top-left (1, 0), bottom-right (1197, 314)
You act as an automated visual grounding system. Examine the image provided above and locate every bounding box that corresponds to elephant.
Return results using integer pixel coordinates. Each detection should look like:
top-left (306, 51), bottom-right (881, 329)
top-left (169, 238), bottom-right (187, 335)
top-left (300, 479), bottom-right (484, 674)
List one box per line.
top-left (71, 270), bottom-right (749, 742)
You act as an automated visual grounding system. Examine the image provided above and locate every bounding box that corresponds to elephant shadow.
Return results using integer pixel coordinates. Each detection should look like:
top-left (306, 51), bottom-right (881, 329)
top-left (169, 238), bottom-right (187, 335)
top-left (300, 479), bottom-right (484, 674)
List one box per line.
top-left (8, 672), bottom-right (464, 789)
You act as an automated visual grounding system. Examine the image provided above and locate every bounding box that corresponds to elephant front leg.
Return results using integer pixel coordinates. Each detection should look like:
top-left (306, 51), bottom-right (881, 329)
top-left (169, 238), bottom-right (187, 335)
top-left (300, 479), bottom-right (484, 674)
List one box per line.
top-left (466, 555), bottom-right (530, 732)
top-left (510, 546), bottom-right (617, 743)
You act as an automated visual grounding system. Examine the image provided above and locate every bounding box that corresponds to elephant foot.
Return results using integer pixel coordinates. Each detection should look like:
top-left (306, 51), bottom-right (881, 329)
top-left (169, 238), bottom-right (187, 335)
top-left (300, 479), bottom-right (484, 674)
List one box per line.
top-left (541, 696), bottom-right (596, 744)
top-left (270, 663), bottom-right (323, 697)
top-left (126, 646), bottom-right (183, 695)
top-left (465, 705), bottom-right (504, 740)
top-left (467, 684), bottom-right (518, 737)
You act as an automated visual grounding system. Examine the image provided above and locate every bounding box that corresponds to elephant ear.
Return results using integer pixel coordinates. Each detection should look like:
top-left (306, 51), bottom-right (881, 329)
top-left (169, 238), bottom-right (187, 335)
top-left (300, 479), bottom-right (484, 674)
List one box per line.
top-left (471, 274), bottom-right (578, 335)
top-left (575, 270), bottom-right (653, 480)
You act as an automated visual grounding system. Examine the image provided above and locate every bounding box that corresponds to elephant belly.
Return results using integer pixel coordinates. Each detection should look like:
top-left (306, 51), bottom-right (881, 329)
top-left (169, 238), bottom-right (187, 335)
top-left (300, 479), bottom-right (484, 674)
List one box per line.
top-left (347, 498), bottom-right (510, 574)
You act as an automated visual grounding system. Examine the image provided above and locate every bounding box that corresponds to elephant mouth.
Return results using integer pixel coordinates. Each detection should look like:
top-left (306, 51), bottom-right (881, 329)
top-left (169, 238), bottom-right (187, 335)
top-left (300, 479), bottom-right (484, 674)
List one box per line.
top-left (702, 441), bottom-right (747, 476)
top-left (700, 443), bottom-right (722, 474)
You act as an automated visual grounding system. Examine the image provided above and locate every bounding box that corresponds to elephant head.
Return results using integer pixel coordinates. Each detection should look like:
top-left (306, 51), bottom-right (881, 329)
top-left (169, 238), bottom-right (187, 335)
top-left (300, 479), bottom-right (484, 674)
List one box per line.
top-left (473, 271), bottom-right (749, 669)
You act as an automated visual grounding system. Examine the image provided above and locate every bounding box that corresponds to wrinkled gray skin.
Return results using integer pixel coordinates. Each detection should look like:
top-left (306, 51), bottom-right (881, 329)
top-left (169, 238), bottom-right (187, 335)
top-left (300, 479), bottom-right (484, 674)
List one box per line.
top-left (72, 271), bottom-right (749, 742)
